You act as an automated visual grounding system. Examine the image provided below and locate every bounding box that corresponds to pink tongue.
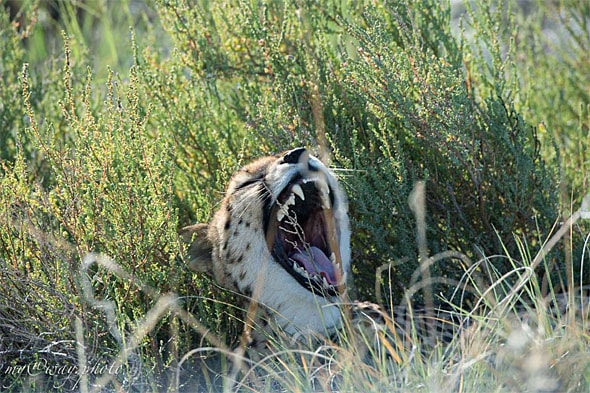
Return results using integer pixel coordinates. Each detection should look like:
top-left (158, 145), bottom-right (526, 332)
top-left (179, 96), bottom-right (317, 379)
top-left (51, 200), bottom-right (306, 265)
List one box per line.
top-left (291, 246), bottom-right (337, 284)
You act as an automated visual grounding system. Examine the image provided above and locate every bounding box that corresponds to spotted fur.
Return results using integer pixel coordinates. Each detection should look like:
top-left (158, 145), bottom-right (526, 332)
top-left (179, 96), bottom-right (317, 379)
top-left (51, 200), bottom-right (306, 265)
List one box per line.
top-left (183, 148), bottom-right (395, 353)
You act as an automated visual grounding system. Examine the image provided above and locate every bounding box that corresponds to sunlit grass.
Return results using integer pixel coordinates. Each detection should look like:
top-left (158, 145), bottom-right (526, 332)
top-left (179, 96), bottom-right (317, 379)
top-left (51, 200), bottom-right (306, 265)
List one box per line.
top-left (49, 205), bottom-right (590, 392)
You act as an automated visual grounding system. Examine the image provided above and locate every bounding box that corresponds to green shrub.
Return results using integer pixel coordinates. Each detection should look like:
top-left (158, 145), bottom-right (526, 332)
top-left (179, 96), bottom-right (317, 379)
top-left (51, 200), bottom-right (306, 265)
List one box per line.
top-left (0, 28), bottom-right (187, 393)
top-left (468, 0), bottom-right (589, 203)
top-left (151, 0), bottom-right (562, 302)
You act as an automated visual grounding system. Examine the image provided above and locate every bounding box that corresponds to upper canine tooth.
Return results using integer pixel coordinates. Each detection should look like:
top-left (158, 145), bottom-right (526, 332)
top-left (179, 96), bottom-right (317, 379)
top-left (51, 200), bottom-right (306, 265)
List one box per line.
top-left (292, 184), bottom-right (305, 201)
top-left (329, 252), bottom-right (336, 264)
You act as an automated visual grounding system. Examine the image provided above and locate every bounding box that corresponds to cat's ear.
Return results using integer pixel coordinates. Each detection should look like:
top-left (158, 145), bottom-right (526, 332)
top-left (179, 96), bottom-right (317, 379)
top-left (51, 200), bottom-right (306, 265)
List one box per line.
top-left (181, 223), bottom-right (213, 276)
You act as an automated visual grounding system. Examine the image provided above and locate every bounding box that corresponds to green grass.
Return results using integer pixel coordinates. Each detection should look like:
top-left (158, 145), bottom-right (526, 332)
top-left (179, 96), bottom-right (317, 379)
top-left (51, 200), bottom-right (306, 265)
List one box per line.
top-left (0, 0), bottom-right (589, 392)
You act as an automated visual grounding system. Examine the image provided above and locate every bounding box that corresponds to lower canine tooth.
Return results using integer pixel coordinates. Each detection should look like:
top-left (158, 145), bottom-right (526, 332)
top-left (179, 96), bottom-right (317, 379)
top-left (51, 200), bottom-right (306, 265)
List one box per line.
top-left (316, 182), bottom-right (330, 208)
top-left (320, 191), bottom-right (330, 209)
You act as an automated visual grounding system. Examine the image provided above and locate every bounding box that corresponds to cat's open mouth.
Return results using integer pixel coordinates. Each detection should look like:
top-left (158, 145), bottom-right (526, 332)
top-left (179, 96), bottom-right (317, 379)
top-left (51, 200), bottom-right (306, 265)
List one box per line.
top-left (265, 175), bottom-right (344, 297)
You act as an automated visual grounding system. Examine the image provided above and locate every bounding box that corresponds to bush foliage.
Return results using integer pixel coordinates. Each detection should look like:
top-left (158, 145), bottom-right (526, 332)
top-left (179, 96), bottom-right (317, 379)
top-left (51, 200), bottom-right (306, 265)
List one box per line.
top-left (0, 0), bottom-right (588, 391)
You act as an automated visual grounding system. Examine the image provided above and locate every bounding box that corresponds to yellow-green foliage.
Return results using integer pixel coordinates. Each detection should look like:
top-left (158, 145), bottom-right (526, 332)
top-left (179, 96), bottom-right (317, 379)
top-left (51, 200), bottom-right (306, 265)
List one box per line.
top-left (0, 0), bottom-right (588, 392)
